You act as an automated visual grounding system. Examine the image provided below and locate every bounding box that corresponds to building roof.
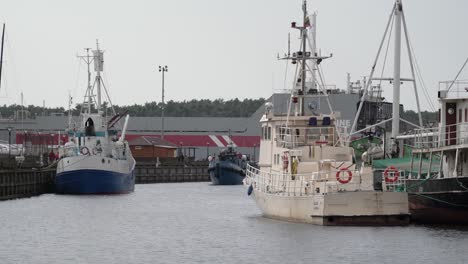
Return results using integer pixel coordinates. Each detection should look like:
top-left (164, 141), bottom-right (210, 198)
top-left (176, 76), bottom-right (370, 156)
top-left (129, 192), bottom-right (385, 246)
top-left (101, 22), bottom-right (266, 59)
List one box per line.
top-left (125, 134), bottom-right (259, 148)
top-left (129, 136), bottom-right (177, 148)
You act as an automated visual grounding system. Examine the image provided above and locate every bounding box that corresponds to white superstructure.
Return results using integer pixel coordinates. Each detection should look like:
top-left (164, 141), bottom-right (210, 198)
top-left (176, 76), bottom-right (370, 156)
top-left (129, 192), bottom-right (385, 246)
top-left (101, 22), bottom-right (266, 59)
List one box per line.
top-left (55, 41), bottom-right (135, 194)
top-left (244, 0), bottom-right (409, 225)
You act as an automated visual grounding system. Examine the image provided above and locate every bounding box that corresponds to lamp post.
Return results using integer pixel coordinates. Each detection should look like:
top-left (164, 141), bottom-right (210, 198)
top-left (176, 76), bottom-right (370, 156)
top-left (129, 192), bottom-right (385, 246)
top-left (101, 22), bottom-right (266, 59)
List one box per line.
top-left (7, 127), bottom-right (12, 159)
top-left (158, 65), bottom-right (168, 140)
top-left (253, 143), bottom-right (257, 162)
top-left (206, 142), bottom-right (210, 159)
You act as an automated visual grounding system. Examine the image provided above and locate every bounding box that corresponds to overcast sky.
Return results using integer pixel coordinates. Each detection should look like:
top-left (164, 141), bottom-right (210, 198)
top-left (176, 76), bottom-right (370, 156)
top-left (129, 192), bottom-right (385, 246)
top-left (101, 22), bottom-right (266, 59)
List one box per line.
top-left (1, 0), bottom-right (468, 111)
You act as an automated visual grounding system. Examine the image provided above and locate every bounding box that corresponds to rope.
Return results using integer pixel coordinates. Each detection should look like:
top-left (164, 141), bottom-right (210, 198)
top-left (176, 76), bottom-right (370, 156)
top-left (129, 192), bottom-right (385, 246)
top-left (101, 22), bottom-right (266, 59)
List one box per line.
top-left (405, 172), bottom-right (438, 191)
top-left (405, 172), bottom-right (468, 207)
top-left (447, 55), bottom-right (468, 92)
top-left (412, 192), bottom-right (468, 208)
top-left (408, 35), bottom-right (436, 111)
top-left (283, 52), bottom-right (289, 91)
top-left (378, 13), bottom-right (394, 87)
top-left (456, 176), bottom-right (468, 191)
top-left (59, 154), bottom-right (93, 170)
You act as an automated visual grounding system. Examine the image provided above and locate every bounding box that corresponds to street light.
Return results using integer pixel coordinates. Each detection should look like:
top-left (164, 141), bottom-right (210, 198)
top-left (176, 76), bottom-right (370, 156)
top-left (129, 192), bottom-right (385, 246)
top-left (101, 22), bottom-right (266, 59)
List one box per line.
top-left (158, 65), bottom-right (168, 140)
top-left (7, 127), bottom-right (13, 159)
top-left (253, 143), bottom-right (257, 162)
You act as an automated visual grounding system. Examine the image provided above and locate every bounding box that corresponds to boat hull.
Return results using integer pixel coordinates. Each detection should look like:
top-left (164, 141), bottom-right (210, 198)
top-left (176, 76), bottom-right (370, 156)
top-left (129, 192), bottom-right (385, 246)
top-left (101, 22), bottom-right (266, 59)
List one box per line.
top-left (249, 189), bottom-right (410, 226)
top-left (208, 161), bottom-right (245, 185)
top-left (55, 169), bottom-right (135, 194)
top-left (406, 177), bottom-right (468, 224)
top-left (56, 155), bottom-right (135, 195)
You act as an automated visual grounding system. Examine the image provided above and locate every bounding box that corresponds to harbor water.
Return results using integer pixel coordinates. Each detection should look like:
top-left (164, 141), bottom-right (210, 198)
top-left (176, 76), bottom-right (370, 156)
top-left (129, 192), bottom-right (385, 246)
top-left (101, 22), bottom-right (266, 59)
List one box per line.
top-left (1, 183), bottom-right (467, 264)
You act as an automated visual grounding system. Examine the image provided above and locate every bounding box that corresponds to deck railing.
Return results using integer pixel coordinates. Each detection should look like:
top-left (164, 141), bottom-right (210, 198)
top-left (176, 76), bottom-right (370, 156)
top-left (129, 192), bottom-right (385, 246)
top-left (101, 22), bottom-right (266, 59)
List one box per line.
top-left (438, 80), bottom-right (468, 99)
top-left (413, 122), bottom-right (468, 149)
top-left (374, 169), bottom-right (407, 192)
top-left (276, 126), bottom-right (335, 148)
top-left (245, 164), bottom-right (365, 197)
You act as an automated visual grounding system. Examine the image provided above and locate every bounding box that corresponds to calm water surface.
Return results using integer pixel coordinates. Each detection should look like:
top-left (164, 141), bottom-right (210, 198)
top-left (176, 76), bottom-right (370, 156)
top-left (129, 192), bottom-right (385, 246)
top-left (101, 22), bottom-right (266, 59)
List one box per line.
top-left (1, 183), bottom-right (467, 264)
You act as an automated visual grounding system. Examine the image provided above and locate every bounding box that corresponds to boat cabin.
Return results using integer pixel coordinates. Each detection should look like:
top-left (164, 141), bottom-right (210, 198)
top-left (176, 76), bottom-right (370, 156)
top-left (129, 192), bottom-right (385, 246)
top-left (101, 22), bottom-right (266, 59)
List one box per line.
top-left (258, 106), bottom-right (354, 177)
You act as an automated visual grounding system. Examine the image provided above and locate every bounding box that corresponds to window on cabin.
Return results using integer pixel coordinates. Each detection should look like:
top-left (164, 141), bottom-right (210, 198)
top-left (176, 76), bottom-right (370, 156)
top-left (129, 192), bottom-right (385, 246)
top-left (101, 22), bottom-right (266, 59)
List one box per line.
top-left (460, 109), bottom-right (462, 123)
top-left (267, 126), bottom-right (271, 140)
top-left (465, 108), bottom-right (467, 122)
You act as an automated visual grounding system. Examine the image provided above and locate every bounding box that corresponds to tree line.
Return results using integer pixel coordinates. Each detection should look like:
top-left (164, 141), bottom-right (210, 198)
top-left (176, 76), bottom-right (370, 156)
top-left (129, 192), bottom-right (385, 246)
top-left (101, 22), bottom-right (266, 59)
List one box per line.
top-left (0, 99), bottom-right (439, 125)
top-left (0, 98), bottom-right (266, 118)
top-left (401, 110), bottom-right (438, 127)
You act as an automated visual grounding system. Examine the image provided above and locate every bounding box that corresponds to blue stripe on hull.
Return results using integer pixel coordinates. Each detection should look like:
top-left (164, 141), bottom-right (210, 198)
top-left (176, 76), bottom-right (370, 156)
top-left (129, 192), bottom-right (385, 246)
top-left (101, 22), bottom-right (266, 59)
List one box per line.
top-left (55, 169), bottom-right (135, 194)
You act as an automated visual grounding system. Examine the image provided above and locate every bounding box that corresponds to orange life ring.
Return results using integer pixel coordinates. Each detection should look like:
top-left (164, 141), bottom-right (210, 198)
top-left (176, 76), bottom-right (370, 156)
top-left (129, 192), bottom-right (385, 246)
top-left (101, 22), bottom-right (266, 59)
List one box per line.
top-left (384, 166), bottom-right (399, 183)
top-left (336, 167), bottom-right (352, 184)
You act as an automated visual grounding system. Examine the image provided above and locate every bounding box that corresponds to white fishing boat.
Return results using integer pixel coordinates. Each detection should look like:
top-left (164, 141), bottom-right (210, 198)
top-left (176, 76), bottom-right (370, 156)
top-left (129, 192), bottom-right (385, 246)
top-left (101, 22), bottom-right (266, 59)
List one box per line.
top-left (244, 0), bottom-right (409, 225)
top-left (55, 41), bottom-right (135, 194)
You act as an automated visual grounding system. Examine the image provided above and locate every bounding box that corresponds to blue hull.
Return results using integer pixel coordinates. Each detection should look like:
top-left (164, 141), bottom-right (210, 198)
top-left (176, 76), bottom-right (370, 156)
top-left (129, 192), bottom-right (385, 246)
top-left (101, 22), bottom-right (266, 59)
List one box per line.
top-left (208, 161), bottom-right (245, 185)
top-left (55, 169), bottom-right (135, 194)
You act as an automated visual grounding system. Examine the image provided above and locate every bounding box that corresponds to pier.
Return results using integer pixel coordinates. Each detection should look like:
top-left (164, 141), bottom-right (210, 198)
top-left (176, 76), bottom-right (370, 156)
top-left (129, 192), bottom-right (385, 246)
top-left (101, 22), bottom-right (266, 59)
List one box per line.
top-left (0, 163), bottom-right (209, 201)
top-left (0, 168), bottom-right (55, 201)
top-left (135, 163), bottom-right (209, 184)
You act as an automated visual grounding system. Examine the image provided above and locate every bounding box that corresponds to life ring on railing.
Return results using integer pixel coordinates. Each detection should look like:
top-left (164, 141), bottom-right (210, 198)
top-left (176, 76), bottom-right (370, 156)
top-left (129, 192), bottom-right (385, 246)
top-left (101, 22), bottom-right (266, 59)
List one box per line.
top-left (336, 167), bottom-right (352, 184)
top-left (282, 153), bottom-right (289, 171)
top-left (384, 166), bottom-right (399, 183)
top-left (80, 147), bottom-right (90, 156)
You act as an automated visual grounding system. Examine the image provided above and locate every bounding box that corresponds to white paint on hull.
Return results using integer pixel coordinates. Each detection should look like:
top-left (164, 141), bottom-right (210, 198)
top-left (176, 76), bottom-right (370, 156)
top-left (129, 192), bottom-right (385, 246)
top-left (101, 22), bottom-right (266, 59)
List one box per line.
top-left (251, 189), bottom-right (409, 225)
top-left (57, 155), bottom-right (135, 175)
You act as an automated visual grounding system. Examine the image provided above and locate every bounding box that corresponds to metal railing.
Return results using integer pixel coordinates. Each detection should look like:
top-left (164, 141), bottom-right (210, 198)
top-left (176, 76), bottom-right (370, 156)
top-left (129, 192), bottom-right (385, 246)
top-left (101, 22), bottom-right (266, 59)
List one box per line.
top-left (245, 164), bottom-right (365, 197)
top-left (276, 126), bottom-right (335, 148)
top-left (413, 122), bottom-right (468, 149)
top-left (376, 169), bottom-right (407, 192)
top-left (439, 80), bottom-right (468, 99)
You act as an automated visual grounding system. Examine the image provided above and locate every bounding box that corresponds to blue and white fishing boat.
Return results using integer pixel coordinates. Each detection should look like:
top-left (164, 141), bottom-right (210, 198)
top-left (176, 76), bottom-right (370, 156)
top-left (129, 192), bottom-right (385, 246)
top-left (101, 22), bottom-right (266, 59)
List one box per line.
top-left (55, 41), bottom-right (136, 194)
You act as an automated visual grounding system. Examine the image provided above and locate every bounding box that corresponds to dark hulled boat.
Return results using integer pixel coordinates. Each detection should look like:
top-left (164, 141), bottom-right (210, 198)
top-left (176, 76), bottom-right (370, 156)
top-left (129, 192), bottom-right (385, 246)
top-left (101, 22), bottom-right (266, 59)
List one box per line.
top-left (208, 144), bottom-right (247, 185)
top-left (403, 86), bottom-right (468, 224)
top-left (405, 177), bottom-right (468, 224)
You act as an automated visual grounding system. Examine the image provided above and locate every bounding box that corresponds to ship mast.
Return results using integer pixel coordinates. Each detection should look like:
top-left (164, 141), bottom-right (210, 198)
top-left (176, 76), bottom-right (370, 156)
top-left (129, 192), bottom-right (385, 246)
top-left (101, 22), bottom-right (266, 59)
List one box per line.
top-left (78, 40), bottom-right (105, 116)
top-left (93, 40), bottom-right (104, 114)
top-left (279, 0), bottom-right (331, 117)
top-left (391, 0), bottom-right (402, 150)
top-left (310, 12), bottom-right (317, 93)
top-left (78, 48), bottom-right (94, 114)
top-left (300, 0), bottom-right (307, 115)
top-left (0, 23), bottom-right (5, 92)
top-left (349, 0), bottom-right (424, 156)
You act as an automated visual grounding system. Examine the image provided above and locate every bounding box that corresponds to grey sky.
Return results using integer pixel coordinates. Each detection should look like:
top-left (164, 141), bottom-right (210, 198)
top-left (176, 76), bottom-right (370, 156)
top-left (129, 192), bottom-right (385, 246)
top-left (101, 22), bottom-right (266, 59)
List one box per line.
top-left (1, 0), bottom-right (467, 111)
